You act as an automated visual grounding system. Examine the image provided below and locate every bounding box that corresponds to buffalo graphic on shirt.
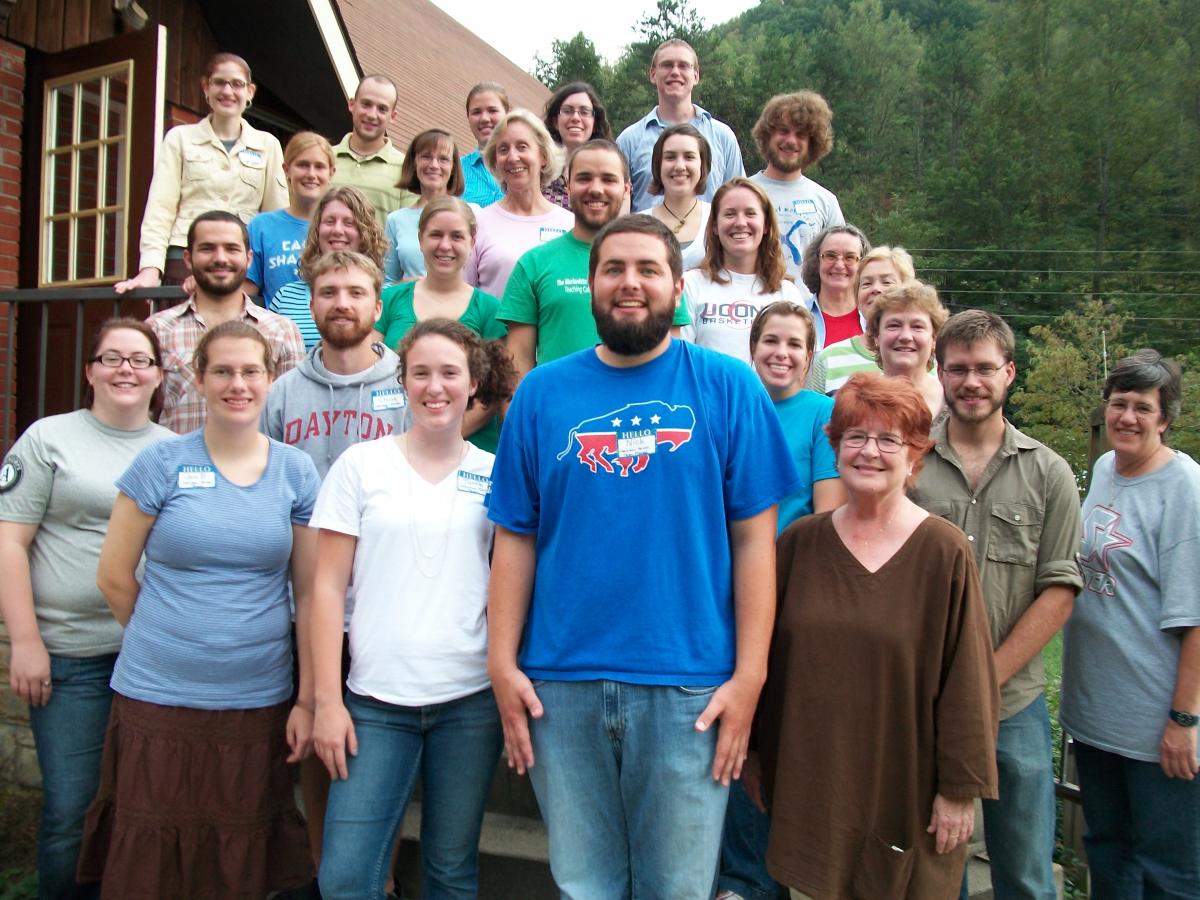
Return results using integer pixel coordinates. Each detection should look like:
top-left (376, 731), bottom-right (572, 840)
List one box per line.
top-left (556, 401), bottom-right (695, 477)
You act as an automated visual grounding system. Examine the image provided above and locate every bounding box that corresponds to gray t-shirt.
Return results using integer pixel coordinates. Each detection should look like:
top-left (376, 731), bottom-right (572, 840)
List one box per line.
top-left (1061, 450), bottom-right (1200, 761)
top-left (750, 171), bottom-right (844, 282)
top-left (0, 409), bottom-right (171, 656)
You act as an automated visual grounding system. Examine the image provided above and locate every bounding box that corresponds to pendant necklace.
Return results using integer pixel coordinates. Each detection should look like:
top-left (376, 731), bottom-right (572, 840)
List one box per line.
top-left (661, 198), bottom-right (698, 234)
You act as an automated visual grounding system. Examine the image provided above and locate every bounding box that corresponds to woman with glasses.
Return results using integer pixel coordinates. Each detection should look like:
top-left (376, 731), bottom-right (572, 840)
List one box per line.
top-left (1061, 350), bottom-right (1200, 897)
top-left (117, 52), bottom-right (287, 292)
top-left (80, 320), bottom-right (320, 897)
top-left (755, 372), bottom-right (998, 899)
top-left (799, 223), bottom-right (872, 352)
top-left (680, 177), bottom-right (804, 363)
top-left (0, 318), bottom-right (170, 898)
top-left (542, 82), bottom-right (612, 209)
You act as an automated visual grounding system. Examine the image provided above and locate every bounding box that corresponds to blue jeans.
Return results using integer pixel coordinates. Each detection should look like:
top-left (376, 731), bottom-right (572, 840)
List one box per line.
top-left (317, 687), bottom-right (503, 900)
top-left (27, 652), bottom-right (116, 900)
top-left (527, 680), bottom-right (729, 900)
top-left (958, 693), bottom-right (1057, 900)
top-left (1074, 740), bottom-right (1200, 899)
top-left (718, 783), bottom-right (788, 900)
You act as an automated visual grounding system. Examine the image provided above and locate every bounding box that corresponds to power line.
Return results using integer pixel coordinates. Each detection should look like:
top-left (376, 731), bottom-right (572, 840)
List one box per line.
top-left (921, 267), bottom-right (1200, 276)
top-left (910, 248), bottom-right (1200, 255)
top-left (942, 288), bottom-right (1200, 297)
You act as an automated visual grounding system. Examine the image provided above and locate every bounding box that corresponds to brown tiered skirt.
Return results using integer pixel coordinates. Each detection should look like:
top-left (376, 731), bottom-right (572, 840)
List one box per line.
top-left (77, 694), bottom-right (313, 899)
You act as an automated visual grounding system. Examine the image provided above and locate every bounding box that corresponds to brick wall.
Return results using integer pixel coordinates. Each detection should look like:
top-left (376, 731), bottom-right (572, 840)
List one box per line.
top-left (0, 36), bottom-right (32, 794)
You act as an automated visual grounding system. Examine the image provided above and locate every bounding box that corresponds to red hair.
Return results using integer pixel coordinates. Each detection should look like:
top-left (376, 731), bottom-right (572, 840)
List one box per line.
top-left (828, 372), bottom-right (934, 484)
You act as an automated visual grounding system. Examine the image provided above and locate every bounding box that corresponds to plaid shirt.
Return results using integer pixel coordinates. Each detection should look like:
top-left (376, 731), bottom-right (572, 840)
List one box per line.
top-left (148, 296), bottom-right (305, 434)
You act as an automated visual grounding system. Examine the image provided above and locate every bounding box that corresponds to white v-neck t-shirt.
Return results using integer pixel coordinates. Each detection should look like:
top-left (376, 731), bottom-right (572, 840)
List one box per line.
top-left (310, 436), bottom-right (495, 706)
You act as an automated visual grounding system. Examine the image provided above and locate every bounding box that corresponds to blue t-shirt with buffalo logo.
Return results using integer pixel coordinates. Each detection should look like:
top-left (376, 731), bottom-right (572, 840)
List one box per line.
top-left (487, 339), bottom-right (801, 685)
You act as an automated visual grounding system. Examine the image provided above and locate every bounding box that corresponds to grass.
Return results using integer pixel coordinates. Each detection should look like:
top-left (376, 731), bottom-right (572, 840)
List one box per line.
top-left (0, 783), bottom-right (37, 900)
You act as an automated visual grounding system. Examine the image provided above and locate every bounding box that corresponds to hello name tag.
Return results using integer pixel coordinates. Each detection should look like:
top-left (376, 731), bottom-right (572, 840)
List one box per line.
top-left (617, 431), bottom-right (656, 457)
top-left (177, 465), bottom-right (216, 489)
top-left (371, 387), bottom-right (407, 411)
top-left (456, 470), bottom-right (492, 496)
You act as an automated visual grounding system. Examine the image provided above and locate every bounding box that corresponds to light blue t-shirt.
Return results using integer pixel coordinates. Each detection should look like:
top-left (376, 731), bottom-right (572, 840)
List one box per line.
top-left (247, 208), bottom-right (308, 308)
top-left (270, 279), bottom-right (319, 349)
top-left (461, 149), bottom-right (504, 207)
top-left (487, 340), bottom-right (801, 684)
top-left (384, 207), bottom-right (423, 284)
top-left (774, 389), bottom-right (839, 531)
top-left (111, 430), bottom-right (320, 709)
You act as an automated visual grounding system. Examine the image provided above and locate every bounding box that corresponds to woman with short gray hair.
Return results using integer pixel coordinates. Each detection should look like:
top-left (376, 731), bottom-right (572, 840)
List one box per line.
top-left (1061, 348), bottom-right (1200, 897)
top-left (799, 223), bottom-right (871, 351)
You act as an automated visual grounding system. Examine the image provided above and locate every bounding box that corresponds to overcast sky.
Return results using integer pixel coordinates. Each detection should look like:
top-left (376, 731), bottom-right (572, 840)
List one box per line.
top-left (428, 0), bottom-right (759, 72)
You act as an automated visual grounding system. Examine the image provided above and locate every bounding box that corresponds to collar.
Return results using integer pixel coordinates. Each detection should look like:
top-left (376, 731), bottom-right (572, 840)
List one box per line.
top-left (646, 102), bottom-right (712, 128)
top-left (931, 417), bottom-right (1038, 463)
top-left (333, 133), bottom-right (403, 164)
top-left (163, 294), bottom-right (266, 326)
top-left (186, 116), bottom-right (266, 151)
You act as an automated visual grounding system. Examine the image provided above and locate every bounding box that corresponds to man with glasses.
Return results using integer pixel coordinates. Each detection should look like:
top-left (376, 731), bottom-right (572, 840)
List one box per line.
top-left (148, 210), bottom-right (304, 433)
top-left (912, 310), bottom-right (1082, 900)
top-left (616, 39), bottom-right (744, 212)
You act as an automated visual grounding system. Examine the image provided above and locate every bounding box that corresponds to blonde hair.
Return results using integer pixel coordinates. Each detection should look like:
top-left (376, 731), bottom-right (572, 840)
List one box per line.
top-left (484, 109), bottom-right (563, 190)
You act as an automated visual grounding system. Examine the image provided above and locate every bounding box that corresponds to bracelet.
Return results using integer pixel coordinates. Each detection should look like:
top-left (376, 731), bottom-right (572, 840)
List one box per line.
top-left (1169, 708), bottom-right (1199, 727)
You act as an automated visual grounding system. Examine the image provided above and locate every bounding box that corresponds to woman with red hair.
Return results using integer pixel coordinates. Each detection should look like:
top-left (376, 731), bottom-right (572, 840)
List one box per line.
top-left (754, 372), bottom-right (999, 899)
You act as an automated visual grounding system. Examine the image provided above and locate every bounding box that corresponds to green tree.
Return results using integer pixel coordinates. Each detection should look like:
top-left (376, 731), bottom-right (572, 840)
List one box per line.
top-left (533, 33), bottom-right (607, 91)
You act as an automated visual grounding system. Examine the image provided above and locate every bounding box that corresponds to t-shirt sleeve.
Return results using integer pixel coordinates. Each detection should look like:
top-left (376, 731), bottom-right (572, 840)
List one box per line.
top-left (464, 237), bottom-right (482, 288)
top-left (1159, 471), bottom-right (1200, 630)
top-left (116, 442), bottom-right (173, 515)
top-left (476, 291), bottom-right (509, 340)
top-left (485, 385), bottom-right (540, 533)
top-left (383, 213), bottom-right (402, 286)
top-left (0, 424), bottom-right (52, 523)
top-left (828, 194), bottom-right (845, 227)
top-left (498, 253), bottom-right (539, 325)
top-left (290, 451), bottom-right (321, 526)
top-left (810, 396), bottom-right (838, 483)
top-left (246, 216), bottom-right (266, 288)
top-left (723, 368), bottom-right (803, 519)
top-left (678, 272), bottom-right (700, 341)
top-left (309, 448), bottom-right (363, 537)
top-left (805, 351), bottom-right (828, 394)
top-left (1034, 454), bottom-right (1084, 594)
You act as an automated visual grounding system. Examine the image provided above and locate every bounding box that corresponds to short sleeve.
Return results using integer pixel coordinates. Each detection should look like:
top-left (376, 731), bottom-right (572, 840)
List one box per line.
top-left (810, 397), bottom-right (838, 483)
top-left (672, 294), bottom-right (692, 327)
top-left (805, 351), bottom-right (828, 394)
top-left (723, 368), bottom-right (803, 519)
top-left (116, 442), bottom-right (173, 516)
top-left (485, 384), bottom-right (540, 533)
top-left (828, 194), bottom-right (845, 227)
top-left (464, 238), bottom-right (481, 288)
top-left (246, 215), bottom-right (266, 288)
top-left (1159, 468), bottom-right (1200, 630)
top-left (475, 291), bottom-right (509, 340)
top-left (309, 448), bottom-right (363, 536)
top-left (0, 424), bottom-right (53, 523)
top-left (498, 254), bottom-right (539, 326)
top-left (289, 451), bottom-right (321, 526)
top-left (383, 212), bottom-right (403, 285)
top-left (679, 272), bottom-right (701, 342)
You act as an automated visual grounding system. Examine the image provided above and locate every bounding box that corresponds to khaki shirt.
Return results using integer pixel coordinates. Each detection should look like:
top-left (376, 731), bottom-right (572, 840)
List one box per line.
top-left (912, 418), bottom-right (1083, 719)
top-left (329, 134), bottom-right (414, 227)
top-left (138, 117), bottom-right (288, 272)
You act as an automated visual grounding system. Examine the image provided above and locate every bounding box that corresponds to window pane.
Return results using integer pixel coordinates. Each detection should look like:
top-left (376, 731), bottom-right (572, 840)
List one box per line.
top-left (76, 146), bottom-right (99, 211)
top-left (102, 139), bottom-right (124, 208)
top-left (47, 152), bottom-right (70, 215)
top-left (49, 218), bottom-right (70, 282)
top-left (106, 73), bottom-right (128, 139)
top-left (100, 211), bottom-right (122, 277)
top-left (74, 215), bottom-right (97, 280)
top-left (50, 87), bottom-right (74, 149)
top-left (79, 79), bottom-right (102, 143)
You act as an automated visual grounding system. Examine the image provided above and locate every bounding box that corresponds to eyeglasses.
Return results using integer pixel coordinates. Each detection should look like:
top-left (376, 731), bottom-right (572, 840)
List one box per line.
top-left (943, 364), bottom-right (1005, 380)
top-left (841, 430), bottom-right (906, 453)
top-left (559, 105), bottom-right (595, 119)
top-left (208, 77), bottom-right (248, 91)
top-left (1106, 398), bottom-right (1160, 417)
top-left (820, 251), bottom-right (861, 265)
top-left (204, 365), bottom-right (268, 382)
top-left (655, 61), bottom-right (695, 72)
top-left (91, 352), bottom-right (157, 369)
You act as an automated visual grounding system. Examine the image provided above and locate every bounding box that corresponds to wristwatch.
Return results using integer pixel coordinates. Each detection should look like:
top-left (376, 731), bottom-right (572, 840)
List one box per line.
top-left (1169, 708), bottom-right (1199, 727)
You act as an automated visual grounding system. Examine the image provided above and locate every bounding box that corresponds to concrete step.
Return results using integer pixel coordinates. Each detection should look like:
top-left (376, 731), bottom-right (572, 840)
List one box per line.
top-left (962, 841), bottom-right (1065, 899)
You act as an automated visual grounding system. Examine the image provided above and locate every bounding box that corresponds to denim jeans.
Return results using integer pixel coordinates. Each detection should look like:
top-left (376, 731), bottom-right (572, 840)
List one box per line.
top-left (718, 783), bottom-right (788, 900)
top-left (958, 693), bottom-right (1057, 900)
top-left (527, 680), bottom-right (730, 900)
top-left (317, 687), bottom-right (502, 900)
top-left (27, 652), bottom-right (116, 900)
top-left (1074, 740), bottom-right (1200, 899)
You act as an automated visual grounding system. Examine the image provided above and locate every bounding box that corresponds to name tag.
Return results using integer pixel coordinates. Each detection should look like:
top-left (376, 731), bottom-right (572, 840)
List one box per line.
top-left (177, 465), bottom-right (216, 489)
top-left (792, 199), bottom-right (818, 215)
top-left (618, 432), bottom-right (656, 457)
top-left (456, 470), bottom-right (492, 496)
top-left (238, 148), bottom-right (264, 166)
top-left (371, 388), bottom-right (407, 411)
top-left (538, 226), bottom-right (566, 243)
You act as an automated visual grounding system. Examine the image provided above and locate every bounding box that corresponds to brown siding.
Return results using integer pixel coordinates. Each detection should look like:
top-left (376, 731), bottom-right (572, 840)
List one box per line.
top-left (336, 0), bottom-right (549, 155)
top-left (0, 39), bottom-right (21, 475)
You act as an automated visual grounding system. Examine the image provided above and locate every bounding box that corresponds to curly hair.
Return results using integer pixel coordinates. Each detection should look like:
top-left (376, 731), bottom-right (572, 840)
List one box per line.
top-left (699, 177), bottom-right (787, 294)
top-left (299, 185), bottom-right (387, 277)
top-left (396, 317), bottom-right (517, 410)
top-left (752, 91), bottom-right (834, 169)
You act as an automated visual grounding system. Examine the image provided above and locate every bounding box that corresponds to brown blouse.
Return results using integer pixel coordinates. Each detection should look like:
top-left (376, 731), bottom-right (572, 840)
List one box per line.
top-left (757, 513), bottom-right (999, 900)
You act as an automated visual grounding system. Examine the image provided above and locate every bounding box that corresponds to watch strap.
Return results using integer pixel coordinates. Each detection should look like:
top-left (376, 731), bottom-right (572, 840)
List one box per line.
top-left (1169, 708), bottom-right (1199, 727)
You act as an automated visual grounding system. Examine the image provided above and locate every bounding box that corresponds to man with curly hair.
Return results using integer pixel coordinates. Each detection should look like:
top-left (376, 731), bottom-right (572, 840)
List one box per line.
top-left (750, 91), bottom-right (844, 283)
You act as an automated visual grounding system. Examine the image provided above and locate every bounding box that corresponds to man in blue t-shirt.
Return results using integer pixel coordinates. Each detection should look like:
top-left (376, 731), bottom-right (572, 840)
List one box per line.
top-left (487, 215), bottom-right (800, 898)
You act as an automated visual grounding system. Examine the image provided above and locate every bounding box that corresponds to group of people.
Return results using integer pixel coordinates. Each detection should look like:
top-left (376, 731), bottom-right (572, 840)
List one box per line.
top-left (0, 33), bottom-right (1196, 900)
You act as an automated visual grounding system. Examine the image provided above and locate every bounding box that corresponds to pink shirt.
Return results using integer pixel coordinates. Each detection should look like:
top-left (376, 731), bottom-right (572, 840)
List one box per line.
top-left (464, 203), bottom-right (574, 299)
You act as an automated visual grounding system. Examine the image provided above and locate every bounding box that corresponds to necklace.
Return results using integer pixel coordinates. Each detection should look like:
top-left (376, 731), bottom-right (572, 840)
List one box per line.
top-left (661, 198), bottom-right (698, 233)
top-left (402, 435), bottom-right (467, 579)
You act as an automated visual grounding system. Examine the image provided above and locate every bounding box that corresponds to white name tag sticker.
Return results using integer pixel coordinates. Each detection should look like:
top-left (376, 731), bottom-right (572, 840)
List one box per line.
top-left (371, 388), bottom-right (407, 411)
top-left (792, 199), bottom-right (818, 215)
top-left (177, 465), bottom-right (216, 489)
top-left (238, 148), bottom-right (263, 166)
top-left (617, 432), bottom-right (656, 457)
top-left (456, 470), bottom-right (492, 496)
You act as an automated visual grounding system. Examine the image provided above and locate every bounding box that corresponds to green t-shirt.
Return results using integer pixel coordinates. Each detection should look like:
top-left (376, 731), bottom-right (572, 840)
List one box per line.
top-left (499, 232), bottom-right (691, 365)
top-left (377, 282), bottom-right (507, 453)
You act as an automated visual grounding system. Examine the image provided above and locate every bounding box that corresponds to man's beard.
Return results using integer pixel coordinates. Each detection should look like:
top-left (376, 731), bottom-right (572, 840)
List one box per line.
top-left (319, 315), bottom-right (375, 350)
top-left (593, 303), bottom-right (674, 356)
top-left (193, 266), bottom-right (244, 297)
